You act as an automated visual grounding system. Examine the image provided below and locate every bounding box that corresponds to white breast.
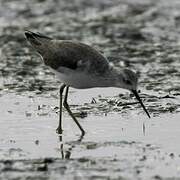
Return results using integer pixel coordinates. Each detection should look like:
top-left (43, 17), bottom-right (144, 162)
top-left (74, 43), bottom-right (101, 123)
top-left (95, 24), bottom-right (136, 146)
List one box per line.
top-left (50, 67), bottom-right (102, 89)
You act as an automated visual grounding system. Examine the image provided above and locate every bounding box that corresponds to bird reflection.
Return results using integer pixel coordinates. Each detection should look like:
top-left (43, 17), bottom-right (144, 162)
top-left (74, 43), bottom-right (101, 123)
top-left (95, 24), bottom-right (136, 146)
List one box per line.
top-left (143, 122), bottom-right (146, 136)
top-left (58, 134), bottom-right (84, 159)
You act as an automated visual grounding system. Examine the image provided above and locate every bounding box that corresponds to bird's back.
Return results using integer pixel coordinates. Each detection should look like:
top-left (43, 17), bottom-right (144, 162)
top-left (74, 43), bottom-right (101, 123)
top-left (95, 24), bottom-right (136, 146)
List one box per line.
top-left (25, 31), bottom-right (112, 88)
top-left (25, 31), bottom-right (110, 74)
top-left (43, 40), bottom-right (110, 75)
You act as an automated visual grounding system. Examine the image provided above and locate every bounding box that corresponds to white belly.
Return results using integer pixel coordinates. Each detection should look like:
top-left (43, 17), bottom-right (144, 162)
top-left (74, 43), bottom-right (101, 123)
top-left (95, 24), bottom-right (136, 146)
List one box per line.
top-left (51, 67), bottom-right (101, 89)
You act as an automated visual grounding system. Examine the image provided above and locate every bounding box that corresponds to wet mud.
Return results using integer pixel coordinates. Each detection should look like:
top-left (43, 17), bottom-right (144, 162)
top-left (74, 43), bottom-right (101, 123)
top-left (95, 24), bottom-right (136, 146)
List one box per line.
top-left (0, 0), bottom-right (180, 179)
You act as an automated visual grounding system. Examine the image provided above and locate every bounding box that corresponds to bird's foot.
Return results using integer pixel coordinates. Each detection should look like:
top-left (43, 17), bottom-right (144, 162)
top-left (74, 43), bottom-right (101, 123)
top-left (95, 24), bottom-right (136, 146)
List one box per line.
top-left (81, 130), bottom-right (85, 137)
top-left (56, 127), bottom-right (63, 135)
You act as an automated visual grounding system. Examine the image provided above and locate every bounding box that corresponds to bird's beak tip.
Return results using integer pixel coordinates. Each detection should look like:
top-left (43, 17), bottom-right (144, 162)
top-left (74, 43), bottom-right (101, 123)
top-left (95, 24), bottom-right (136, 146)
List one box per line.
top-left (132, 90), bottom-right (151, 119)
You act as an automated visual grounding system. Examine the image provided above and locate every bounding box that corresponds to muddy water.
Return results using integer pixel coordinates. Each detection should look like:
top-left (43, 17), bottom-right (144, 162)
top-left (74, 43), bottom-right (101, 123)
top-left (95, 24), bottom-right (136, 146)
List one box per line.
top-left (0, 0), bottom-right (180, 179)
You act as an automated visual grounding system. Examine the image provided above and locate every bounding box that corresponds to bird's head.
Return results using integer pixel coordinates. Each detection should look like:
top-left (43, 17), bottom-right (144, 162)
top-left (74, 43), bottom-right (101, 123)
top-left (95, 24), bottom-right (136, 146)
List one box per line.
top-left (117, 68), bottom-right (150, 118)
top-left (120, 69), bottom-right (138, 91)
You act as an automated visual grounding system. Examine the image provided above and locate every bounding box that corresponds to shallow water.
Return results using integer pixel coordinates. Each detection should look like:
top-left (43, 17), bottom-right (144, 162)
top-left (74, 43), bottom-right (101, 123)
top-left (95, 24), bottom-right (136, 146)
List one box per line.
top-left (0, 0), bottom-right (180, 179)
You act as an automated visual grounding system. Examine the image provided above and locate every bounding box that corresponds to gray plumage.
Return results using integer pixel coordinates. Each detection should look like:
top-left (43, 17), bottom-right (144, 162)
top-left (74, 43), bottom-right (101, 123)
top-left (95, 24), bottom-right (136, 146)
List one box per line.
top-left (25, 31), bottom-right (109, 75)
top-left (25, 31), bottom-right (150, 136)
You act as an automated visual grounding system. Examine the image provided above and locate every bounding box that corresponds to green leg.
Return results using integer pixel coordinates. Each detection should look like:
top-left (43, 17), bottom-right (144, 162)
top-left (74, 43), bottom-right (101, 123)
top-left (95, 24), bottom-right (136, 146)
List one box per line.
top-left (56, 84), bottom-right (66, 134)
top-left (63, 86), bottom-right (85, 136)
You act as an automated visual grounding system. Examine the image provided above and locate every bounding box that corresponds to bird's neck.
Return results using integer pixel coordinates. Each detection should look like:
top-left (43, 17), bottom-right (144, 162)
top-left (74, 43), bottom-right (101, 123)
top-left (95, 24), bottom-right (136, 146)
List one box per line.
top-left (98, 65), bottom-right (121, 88)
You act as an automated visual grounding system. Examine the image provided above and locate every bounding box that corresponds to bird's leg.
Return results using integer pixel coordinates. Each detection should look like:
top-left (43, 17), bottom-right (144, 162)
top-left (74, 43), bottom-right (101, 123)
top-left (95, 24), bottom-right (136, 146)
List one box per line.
top-left (63, 86), bottom-right (85, 136)
top-left (56, 84), bottom-right (66, 134)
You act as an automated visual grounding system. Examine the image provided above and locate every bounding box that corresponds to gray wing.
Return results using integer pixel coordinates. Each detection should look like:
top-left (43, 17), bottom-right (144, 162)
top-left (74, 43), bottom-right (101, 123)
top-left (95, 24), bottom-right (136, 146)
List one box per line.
top-left (43, 41), bottom-right (110, 74)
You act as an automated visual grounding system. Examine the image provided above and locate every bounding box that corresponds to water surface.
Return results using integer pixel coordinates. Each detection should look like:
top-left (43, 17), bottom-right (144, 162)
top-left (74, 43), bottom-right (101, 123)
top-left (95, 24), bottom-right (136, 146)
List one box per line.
top-left (0, 0), bottom-right (180, 179)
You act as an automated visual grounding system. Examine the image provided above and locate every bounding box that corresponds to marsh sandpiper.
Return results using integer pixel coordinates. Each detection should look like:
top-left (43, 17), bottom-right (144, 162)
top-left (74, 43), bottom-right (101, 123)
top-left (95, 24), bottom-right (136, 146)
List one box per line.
top-left (25, 30), bottom-right (150, 136)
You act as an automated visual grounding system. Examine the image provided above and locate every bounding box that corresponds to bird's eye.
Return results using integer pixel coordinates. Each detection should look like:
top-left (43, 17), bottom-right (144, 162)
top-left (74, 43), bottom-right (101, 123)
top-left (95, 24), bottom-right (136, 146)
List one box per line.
top-left (123, 79), bottom-right (131, 85)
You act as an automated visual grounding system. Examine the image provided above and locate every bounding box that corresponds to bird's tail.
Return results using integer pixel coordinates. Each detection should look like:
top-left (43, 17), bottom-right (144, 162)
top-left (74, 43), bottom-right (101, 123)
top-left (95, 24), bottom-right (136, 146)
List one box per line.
top-left (25, 30), bottom-right (52, 46)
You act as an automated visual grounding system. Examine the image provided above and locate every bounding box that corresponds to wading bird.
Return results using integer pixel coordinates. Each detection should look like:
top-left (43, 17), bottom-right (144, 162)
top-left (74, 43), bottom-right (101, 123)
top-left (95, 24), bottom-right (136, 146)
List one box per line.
top-left (25, 31), bottom-right (150, 136)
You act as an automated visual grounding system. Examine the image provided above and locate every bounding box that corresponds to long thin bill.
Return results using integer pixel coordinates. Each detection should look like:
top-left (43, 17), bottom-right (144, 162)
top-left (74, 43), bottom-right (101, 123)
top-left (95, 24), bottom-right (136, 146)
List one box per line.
top-left (132, 90), bottom-right (151, 118)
